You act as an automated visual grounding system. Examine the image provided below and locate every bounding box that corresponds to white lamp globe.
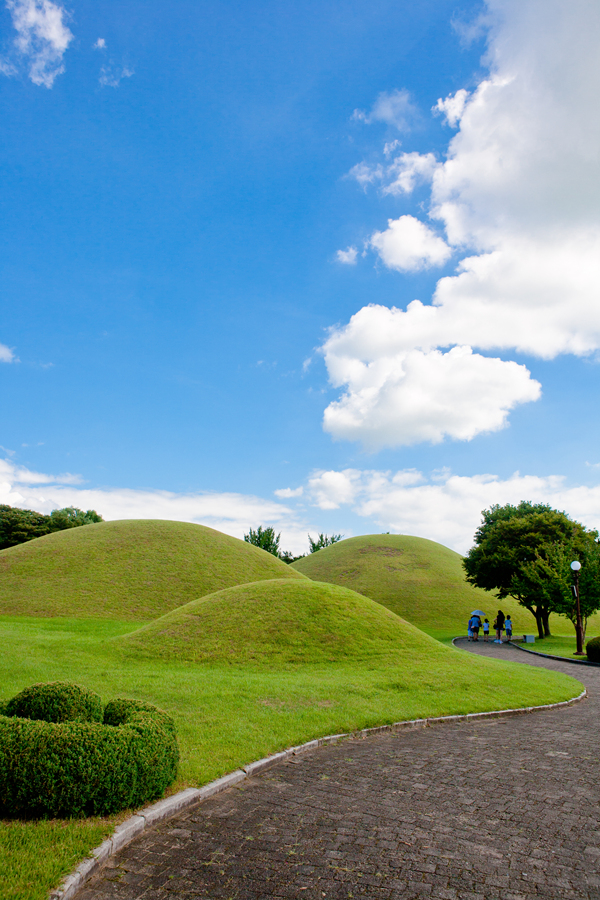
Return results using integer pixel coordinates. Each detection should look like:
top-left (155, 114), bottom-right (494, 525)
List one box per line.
top-left (571, 560), bottom-right (582, 571)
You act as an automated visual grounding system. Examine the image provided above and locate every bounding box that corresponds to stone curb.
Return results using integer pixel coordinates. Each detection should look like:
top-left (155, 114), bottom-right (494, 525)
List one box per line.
top-left (48, 682), bottom-right (587, 900)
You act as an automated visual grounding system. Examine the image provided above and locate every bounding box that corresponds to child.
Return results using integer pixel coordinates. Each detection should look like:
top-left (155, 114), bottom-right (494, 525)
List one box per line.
top-left (483, 618), bottom-right (490, 641)
top-left (505, 615), bottom-right (513, 641)
top-left (467, 619), bottom-right (473, 641)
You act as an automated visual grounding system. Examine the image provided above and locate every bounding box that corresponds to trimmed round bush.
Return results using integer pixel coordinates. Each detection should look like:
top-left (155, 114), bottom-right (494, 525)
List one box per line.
top-left (0, 685), bottom-right (179, 817)
top-left (586, 636), bottom-right (600, 663)
top-left (3, 681), bottom-right (103, 724)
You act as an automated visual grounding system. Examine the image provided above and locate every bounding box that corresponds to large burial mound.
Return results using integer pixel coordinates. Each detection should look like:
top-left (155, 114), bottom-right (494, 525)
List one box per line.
top-left (119, 578), bottom-right (440, 666)
top-left (0, 519), bottom-right (304, 620)
top-left (291, 534), bottom-right (524, 633)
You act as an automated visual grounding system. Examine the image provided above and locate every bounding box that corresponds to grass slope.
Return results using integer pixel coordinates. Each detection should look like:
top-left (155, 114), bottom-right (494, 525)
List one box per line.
top-left (0, 520), bottom-right (304, 620)
top-left (0, 606), bottom-right (581, 900)
top-left (119, 578), bottom-right (453, 665)
top-left (291, 534), bottom-right (600, 639)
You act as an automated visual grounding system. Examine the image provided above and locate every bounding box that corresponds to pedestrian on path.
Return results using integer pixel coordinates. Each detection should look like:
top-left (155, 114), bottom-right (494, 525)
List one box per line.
top-left (469, 614), bottom-right (481, 641)
top-left (467, 619), bottom-right (473, 641)
top-left (494, 610), bottom-right (505, 643)
top-left (483, 619), bottom-right (490, 641)
top-left (505, 616), bottom-right (513, 641)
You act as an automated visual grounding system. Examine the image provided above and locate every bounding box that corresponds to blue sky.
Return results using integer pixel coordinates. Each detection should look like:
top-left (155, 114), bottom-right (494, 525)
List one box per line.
top-left (1, 0), bottom-right (600, 554)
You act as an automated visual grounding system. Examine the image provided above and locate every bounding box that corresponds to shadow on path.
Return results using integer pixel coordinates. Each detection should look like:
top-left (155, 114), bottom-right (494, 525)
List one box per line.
top-left (79, 642), bottom-right (600, 900)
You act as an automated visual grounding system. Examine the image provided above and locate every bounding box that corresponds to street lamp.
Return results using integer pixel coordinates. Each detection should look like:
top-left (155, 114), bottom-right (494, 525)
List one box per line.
top-left (570, 560), bottom-right (584, 656)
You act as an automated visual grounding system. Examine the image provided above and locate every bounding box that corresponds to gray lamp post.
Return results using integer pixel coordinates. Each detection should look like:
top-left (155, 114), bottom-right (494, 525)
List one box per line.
top-left (570, 560), bottom-right (584, 656)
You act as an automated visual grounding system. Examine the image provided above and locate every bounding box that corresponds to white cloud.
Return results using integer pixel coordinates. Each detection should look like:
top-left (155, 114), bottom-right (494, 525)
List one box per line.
top-left (382, 152), bottom-right (439, 196)
top-left (0, 458), bottom-right (312, 554)
top-left (336, 246), bottom-right (358, 265)
top-left (433, 89), bottom-right (470, 127)
top-left (324, 0), bottom-right (600, 449)
top-left (303, 466), bottom-right (600, 554)
top-left (353, 88), bottom-right (418, 131)
top-left (0, 343), bottom-right (17, 363)
top-left (369, 216), bottom-right (451, 273)
top-left (93, 38), bottom-right (106, 50)
top-left (5, 0), bottom-right (73, 88)
top-left (99, 64), bottom-right (134, 88)
top-left (274, 486), bottom-right (304, 499)
top-left (322, 338), bottom-right (540, 450)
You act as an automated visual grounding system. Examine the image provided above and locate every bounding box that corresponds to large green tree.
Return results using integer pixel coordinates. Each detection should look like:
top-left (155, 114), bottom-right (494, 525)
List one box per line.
top-left (463, 501), bottom-right (596, 639)
top-left (308, 533), bottom-right (343, 553)
top-left (0, 505), bottom-right (104, 551)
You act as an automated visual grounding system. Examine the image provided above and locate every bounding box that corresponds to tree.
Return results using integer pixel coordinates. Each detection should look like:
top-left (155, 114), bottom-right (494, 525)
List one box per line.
top-left (0, 504), bottom-right (104, 551)
top-left (243, 525), bottom-right (281, 557)
top-left (308, 533), bottom-right (343, 554)
top-left (48, 507), bottom-right (103, 530)
top-left (463, 501), bottom-right (592, 639)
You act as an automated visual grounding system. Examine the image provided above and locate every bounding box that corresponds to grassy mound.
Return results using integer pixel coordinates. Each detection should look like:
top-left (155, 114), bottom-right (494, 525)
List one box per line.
top-left (0, 520), bottom-right (304, 620)
top-left (119, 577), bottom-right (439, 665)
top-left (291, 534), bottom-right (533, 637)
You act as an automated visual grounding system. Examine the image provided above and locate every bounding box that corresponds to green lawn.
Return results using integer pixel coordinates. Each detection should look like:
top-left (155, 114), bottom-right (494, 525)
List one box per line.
top-left (0, 611), bottom-right (582, 900)
top-left (512, 633), bottom-right (598, 660)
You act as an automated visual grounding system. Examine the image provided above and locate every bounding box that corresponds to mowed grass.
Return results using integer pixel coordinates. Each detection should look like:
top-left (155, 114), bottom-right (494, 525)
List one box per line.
top-left (292, 534), bottom-right (600, 640)
top-left (0, 520), bottom-right (304, 620)
top-left (514, 633), bottom-right (600, 660)
top-left (0, 591), bottom-right (582, 900)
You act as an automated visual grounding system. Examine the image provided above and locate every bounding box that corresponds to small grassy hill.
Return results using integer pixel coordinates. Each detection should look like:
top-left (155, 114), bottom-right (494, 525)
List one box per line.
top-left (291, 534), bottom-right (532, 637)
top-left (119, 577), bottom-right (442, 665)
top-left (0, 520), bottom-right (304, 620)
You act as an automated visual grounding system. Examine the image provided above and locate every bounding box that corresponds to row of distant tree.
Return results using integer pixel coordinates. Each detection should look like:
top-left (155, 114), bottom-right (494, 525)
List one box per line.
top-left (244, 526), bottom-right (342, 563)
top-left (0, 505), bottom-right (104, 551)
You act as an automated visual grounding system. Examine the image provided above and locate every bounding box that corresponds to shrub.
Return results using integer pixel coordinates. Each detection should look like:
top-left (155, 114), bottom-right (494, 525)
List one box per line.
top-left (0, 686), bottom-right (179, 817)
top-left (586, 636), bottom-right (600, 663)
top-left (3, 681), bottom-right (103, 724)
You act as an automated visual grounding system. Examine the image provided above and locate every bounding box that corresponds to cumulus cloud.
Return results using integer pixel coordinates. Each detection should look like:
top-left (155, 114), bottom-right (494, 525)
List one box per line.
top-left (369, 216), bottom-right (451, 273)
top-left (348, 152), bottom-right (438, 196)
top-left (0, 458), bottom-right (311, 554)
top-left (304, 466), bottom-right (600, 554)
top-left (274, 486), bottom-right (304, 499)
top-left (336, 246), bottom-right (358, 265)
top-left (93, 37), bottom-right (106, 50)
top-left (322, 337), bottom-right (540, 449)
top-left (0, 343), bottom-right (17, 363)
top-left (324, 0), bottom-right (600, 449)
top-left (433, 89), bottom-right (470, 127)
top-left (5, 0), bottom-right (73, 88)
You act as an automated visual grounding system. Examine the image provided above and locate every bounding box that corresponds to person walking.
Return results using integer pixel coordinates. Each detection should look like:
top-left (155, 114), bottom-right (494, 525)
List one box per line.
top-left (483, 618), bottom-right (490, 641)
top-left (494, 610), bottom-right (505, 643)
top-left (505, 615), bottom-right (513, 641)
top-left (467, 619), bottom-right (473, 641)
top-left (469, 614), bottom-right (481, 641)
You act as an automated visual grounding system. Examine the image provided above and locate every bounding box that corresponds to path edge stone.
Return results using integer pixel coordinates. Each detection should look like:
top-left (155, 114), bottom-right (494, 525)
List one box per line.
top-left (48, 681), bottom-right (587, 900)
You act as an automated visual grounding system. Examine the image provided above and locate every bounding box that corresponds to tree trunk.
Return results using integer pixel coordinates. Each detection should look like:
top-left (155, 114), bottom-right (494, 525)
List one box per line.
top-left (541, 608), bottom-right (551, 637)
top-left (534, 608), bottom-right (545, 639)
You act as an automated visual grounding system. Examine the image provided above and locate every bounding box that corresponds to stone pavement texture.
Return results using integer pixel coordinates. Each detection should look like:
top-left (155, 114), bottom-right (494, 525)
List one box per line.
top-left (79, 642), bottom-right (600, 900)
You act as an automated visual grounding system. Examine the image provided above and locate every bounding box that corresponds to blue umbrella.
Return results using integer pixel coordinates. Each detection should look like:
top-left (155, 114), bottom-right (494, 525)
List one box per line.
top-left (470, 610), bottom-right (486, 616)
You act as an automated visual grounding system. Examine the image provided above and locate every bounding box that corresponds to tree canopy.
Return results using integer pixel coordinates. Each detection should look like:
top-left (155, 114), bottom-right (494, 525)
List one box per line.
top-left (243, 525), bottom-right (282, 557)
top-left (0, 505), bottom-right (104, 551)
top-left (308, 533), bottom-right (343, 553)
top-left (463, 501), bottom-right (600, 639)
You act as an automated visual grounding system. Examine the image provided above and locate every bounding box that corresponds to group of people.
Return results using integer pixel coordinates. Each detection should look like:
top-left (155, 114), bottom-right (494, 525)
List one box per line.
top-left (467, 610), bottom-right (513, 643)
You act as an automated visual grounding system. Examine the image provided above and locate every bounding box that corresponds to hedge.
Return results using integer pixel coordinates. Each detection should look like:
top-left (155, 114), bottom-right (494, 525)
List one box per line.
top-left (0, 682), bottom-right (179, 817)
top-left (586, 636), bottom-right (600, 663)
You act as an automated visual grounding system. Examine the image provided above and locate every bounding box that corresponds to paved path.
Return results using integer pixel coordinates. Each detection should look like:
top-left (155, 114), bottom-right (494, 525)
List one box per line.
top-left (80, 642), bottom-right (600, 900)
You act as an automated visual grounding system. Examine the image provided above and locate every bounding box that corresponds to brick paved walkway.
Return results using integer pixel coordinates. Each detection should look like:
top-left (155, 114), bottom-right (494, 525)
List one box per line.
top-left (79, 641), bottom-right (600, 900)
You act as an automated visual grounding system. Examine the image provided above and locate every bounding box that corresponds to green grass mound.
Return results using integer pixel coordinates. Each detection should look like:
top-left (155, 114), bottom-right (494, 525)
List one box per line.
top-left (291, 534), bottom-right (532, 636)
top-left (0, 519), bottom-right (304, 620)
top-left (119, 577), bottom-right (444, 666)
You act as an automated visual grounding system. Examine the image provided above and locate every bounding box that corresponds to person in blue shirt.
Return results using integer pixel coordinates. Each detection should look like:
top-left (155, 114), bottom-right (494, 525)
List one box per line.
top-left (483, 618), bottom-right (490, 641)
top-left (505, 615), bottom-right (513, 641)
top-left (469, 614), bottom-right (481, 641)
